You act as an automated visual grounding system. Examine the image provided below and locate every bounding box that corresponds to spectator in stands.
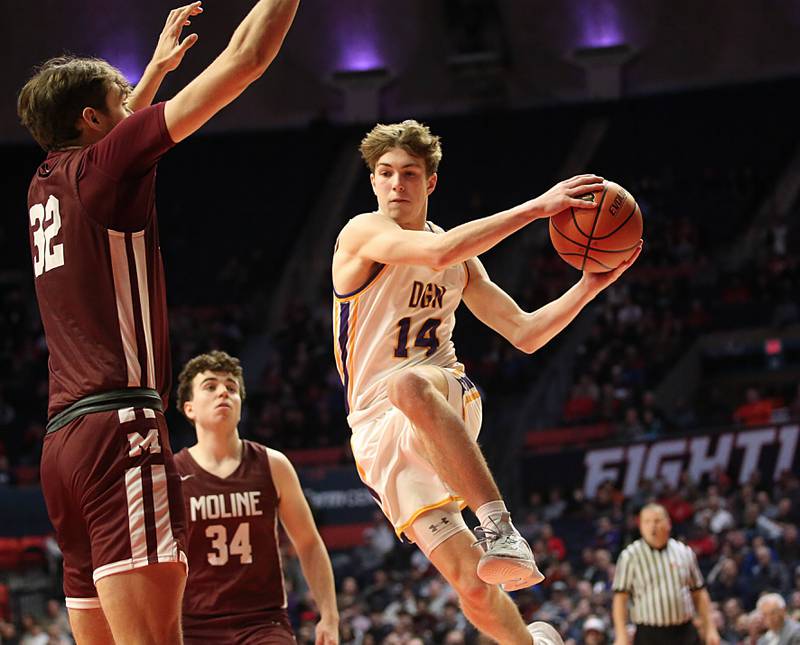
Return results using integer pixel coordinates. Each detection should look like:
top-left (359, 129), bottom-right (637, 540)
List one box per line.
top-left (43, 599), bottom-right (71, 639)
top-left (775, 496), bottom-right (799, 525)
top-left (791, 588), bottom-right (800, 622)
top-left (721, 599), bottom-right (745, 643)
top-left (336, 577), bottom-right (360, 613)
top-left (583, 549), bottom-right (613, 589)
top-left (543, 487), bottom-right (568, 522)
top-left (538, 580), bottom-right (571, 624)
top-left (670, 394), bottom-right (698, 431)
top-left (594, 517), bottom-right (621, 554)
top-left (778, 524), bottom-right (800, 570)
top-left (359, 512), bottom-right (396, 572)
top-left (640, 409), bottom-right (664, 440)
top-left (581, 615), bottom-right (608, 644)
top-left (743, 502), bottom-right (784, 542)
top-left (708, 559), bottom-right (747, 602)
top-left (617, 407), bottom-right (645, 441)
top-left (45, 623), bottom-right (73, 645)
top-left (363, 570), bottom-right (395, 613)
top-left (541, 523), bottom-right (567, 562)
top-left (750, 545), bottom-right (790, 600)
top-left (660, 484), bottom-right (695, 526)
top-left (734, 387), bottom-right (774, 427)
top-left (756, 593), bottom-right (800, 645)
top-left (701, 491), bottom-right (736, 534)
top-left (19, 614), bottom-right (48, 645)
top-left (0, 618), bottom-right (17, 644)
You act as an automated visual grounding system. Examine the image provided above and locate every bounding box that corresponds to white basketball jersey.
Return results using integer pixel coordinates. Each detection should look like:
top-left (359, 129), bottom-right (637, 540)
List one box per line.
top-left (333, 221), bottom-right (468, 428)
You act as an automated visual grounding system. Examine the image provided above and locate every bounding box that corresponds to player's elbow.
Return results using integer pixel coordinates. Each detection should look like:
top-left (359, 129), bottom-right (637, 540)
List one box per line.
top-left (225, 45), bottom-right (276, 83)
top-left (515, 338), bottom-right (539, 354)
top-left (511, 320), bottom-right (540, 354)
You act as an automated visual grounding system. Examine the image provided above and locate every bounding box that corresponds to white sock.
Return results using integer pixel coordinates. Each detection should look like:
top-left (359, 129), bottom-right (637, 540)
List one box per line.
top-left (476, 500), bottom-right (510, 529)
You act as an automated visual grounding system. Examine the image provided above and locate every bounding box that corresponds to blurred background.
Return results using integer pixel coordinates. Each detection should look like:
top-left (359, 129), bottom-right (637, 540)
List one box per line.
top-left (1, 1), bottom-right (799, 643)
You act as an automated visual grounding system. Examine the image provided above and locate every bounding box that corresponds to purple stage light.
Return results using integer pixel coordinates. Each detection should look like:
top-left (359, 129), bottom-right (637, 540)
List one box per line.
top-left (339, 39), bottom-right (383, 72)
top-left (573, 0), bottom-right (626, 49)
top-left (111, 54), bottom-right (144, 85)
top-left (333, 3), bottom-right (385, 73)
top-left (100, 31), bottom-right (144, 84)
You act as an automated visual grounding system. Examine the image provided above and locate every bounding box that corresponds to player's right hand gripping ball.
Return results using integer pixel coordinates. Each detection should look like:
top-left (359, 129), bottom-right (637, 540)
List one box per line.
top-left (549, 180), bottom-right (643, 273)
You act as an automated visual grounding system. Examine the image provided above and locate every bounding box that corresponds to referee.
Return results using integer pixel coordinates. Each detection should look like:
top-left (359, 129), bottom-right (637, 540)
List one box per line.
top-left (612, 503), bottom-right (720, 645)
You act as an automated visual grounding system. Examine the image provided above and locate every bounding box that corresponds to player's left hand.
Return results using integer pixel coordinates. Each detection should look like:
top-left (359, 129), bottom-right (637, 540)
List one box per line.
top-left (150, 2), bottom-right (203, 73)
top-left (704, 628), bottom-right (721, 645)
top-left (580, 240), bottom-right (642, 293)
top-left (315, 617), bottom-right (339, 645)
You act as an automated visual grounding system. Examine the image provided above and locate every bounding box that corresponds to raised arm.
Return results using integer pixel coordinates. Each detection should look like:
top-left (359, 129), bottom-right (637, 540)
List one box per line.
top-left (337, 175), bottom-right (605, 271)
top-left (127, 3), bottom-right (203, 112)
top-left (462, 245), bottom-right (640, 354)
top-left (163, 0), bottom-right (299, 142)
top-left (269, 449), bottom-right (339, 645)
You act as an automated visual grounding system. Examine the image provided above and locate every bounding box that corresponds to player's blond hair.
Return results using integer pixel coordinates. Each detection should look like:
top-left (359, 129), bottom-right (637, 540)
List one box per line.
top-left (177, 350), bottom-right (247, 422)
top-left (18, 56), bottom-right (131, 151)
top-left (359, 120), bottom-right (442, 177)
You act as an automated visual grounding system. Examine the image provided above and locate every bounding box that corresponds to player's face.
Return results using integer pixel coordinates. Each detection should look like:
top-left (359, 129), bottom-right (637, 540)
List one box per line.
top-left (370, 148), bottom-right (437, 222)
top-left (92, 86), bottom-right (133, 138)
top-left (185, 370), bottom-right (243, 430)
top-left (639, 507), bottom-right (671, 548)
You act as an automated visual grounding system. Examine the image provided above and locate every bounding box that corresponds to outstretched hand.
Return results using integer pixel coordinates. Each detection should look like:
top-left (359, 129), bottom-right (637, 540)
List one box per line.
top-left (151, 2), bottom-right (203, 73)
top-left (531, 174), bottom-right (606, 219)
top-left (581, 241), bottom-right (643, 292)
top-left (126, 2), bottom-right (203, 111)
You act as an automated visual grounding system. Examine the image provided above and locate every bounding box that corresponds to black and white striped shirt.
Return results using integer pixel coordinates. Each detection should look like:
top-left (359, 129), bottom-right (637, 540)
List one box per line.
top-left (612, 537), bottom-right (704, 626)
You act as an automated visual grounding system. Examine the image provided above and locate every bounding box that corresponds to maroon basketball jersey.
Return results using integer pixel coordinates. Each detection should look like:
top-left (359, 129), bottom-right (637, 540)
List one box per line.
top-left (26, 103), bottom-right (174, 418)
top-left (175, 440), bottom-right (287, 628)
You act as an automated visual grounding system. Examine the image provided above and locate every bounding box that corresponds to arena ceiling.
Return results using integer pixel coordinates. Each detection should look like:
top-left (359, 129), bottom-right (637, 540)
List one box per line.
top-left (2, 0), bottom-right (799, 142)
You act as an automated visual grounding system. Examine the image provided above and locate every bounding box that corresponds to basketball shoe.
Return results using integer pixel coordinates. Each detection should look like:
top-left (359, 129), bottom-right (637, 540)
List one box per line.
top-left (527, 621), bottom-right (564, 644)
top-left (473, 512), bottom-right (544, 589)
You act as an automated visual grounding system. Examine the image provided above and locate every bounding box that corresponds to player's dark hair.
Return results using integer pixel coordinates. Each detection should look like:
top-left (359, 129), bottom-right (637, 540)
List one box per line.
top-left (17, 56), bottom-right (131, 151)
top-left (177, 350), bottom-right (247, 421)
top-left (359, 120), bottom-right (442, 176)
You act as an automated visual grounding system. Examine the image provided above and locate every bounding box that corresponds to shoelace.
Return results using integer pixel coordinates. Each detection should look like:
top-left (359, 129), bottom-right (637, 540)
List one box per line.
top-left (473, 521), bottom-right (521, 551)
top-left (472, 523), bottom-right (502, 549)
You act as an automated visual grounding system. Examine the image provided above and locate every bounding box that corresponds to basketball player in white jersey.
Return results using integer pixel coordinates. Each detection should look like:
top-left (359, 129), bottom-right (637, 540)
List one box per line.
top-left (331, 120), bottom-right (641, 644)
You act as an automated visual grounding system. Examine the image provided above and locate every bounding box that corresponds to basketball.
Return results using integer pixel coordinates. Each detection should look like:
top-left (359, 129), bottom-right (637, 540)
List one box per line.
top-left (549, 180), bottom-right (643, 273)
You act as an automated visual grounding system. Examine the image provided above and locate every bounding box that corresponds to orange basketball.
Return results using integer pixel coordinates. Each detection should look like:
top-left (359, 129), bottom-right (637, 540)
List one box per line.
top-left (548, 180), bottom-right (643, 273)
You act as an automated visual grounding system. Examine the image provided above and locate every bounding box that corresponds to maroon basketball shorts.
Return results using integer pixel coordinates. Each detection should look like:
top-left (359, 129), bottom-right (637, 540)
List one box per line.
top-left (183, 611), bottom-right (296, 645)
top-left (40, 406), bottom-right (187, 609)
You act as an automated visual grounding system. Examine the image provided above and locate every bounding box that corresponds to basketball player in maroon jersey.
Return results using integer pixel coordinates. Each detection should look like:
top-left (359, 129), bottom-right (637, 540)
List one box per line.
top-left (17, 1), bottom-right (299, 643)
top-left (174, 351), bottom-right (339, 645)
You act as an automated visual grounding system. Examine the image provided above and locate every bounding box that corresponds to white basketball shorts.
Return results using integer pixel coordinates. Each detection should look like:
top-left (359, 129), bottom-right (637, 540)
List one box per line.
top-left (349, 367), bottom-right (482, 541)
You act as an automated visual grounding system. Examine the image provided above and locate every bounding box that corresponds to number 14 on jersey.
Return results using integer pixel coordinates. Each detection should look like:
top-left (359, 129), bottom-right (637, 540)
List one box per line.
top-left (394, 317), bottom-right (441, 358)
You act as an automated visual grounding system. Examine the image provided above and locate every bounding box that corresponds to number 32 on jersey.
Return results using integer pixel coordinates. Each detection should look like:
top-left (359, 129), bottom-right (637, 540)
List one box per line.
top-left (29, 195), bottom-right (64, 277)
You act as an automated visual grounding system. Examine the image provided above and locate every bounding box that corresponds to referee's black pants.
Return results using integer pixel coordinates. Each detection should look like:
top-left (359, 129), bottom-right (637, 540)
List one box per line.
top-left (633, 622), bottom-right (701, 645)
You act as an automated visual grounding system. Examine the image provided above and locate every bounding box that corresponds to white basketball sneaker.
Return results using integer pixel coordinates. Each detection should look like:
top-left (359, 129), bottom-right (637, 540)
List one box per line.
top-left (527, 621), bottom-right (564, 645)
top-left (474, 512), bottom-right (545, 589)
